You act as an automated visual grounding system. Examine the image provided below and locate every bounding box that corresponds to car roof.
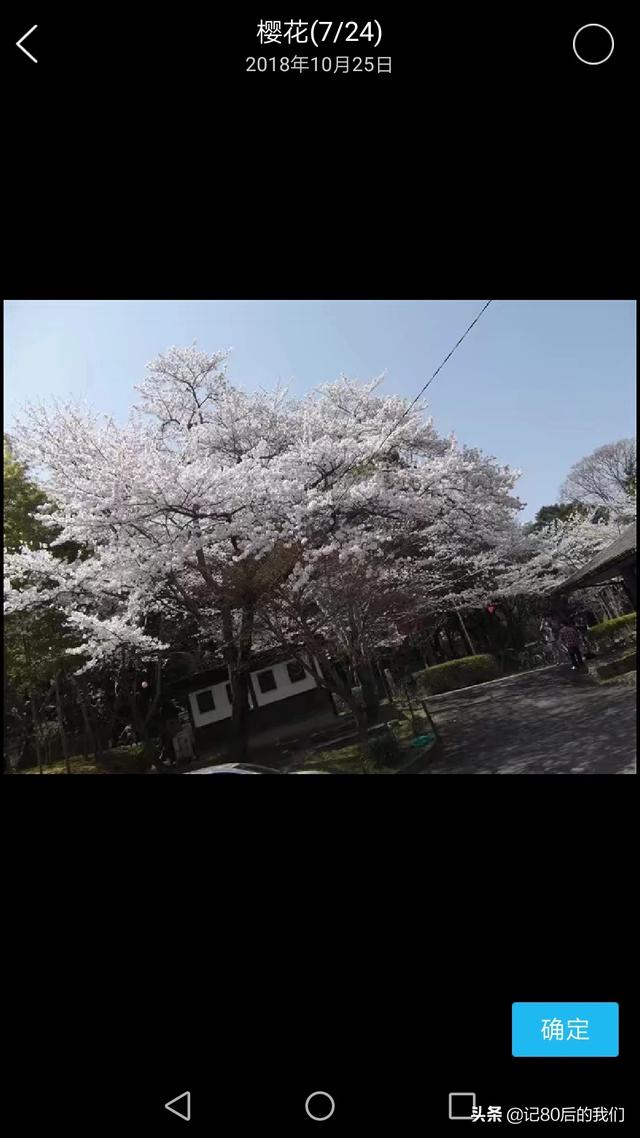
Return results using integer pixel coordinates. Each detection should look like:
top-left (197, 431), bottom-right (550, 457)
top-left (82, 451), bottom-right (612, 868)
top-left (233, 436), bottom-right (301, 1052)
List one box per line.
top-left (185, 763), bottom-right (279, 774)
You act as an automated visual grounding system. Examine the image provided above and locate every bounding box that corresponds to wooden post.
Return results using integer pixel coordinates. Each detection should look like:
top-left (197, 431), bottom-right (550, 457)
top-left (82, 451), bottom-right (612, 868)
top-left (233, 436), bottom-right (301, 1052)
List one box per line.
top-left (421, 698), bottom-right (441, 744)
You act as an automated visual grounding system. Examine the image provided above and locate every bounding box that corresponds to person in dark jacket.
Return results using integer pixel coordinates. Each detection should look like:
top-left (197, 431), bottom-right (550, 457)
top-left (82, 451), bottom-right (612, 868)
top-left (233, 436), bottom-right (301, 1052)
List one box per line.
top-left (558, 619), bottom-right (586, 669)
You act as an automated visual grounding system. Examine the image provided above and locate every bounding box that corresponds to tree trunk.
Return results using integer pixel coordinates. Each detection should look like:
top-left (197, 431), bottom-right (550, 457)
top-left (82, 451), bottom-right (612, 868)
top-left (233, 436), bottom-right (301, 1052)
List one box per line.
top-left (128, 691), bottom-right (148, 744)
top-left (310, 651), bottom-right (370, 771)
top-left (610, 587), bottom-right (624, 614)
top-left (379, 663), bottom-right (394, 702)
top-left (355, 711), bottom-right (370, 773)
top-left (74, 682), bottom-right (96, 760)
top-left (229, 670), bottom-right (251, 763)
top-left (70, 679), bottom-right (93, 759)
top-left (456, 609), bottom-right (476, 656)
top-left (105, 672), bottom-right (127, 753)
top-left (355, 658), bottom-right (380, 724)
top-left (30, 689), bottom-right (43, 775)
top-left (142, 656), bottom-right (164, 744)
top-left (54, 673), bottom-right (71, 774)
top-left (406, 683), bottom-right (422, 735)
top-left (95, 713), bottom-right (104, 760)
top-left (599, 591), bottom-right (613, 620)
top-left (224, 602), bottom-right (255, 764)
top-left (21, 635), bottom-right (43, 773)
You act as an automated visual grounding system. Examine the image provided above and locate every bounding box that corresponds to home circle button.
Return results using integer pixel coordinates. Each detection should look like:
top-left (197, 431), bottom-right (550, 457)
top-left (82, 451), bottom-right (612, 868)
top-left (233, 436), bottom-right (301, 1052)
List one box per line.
top-left (572, 24), bottom-right (614, 65)
top-left (305, 1091), bottom-right (336, 1121)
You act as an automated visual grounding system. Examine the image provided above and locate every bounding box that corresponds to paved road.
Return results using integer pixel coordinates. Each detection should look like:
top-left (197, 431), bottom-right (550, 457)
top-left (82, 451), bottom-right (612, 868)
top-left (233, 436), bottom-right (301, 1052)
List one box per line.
top-left (422, 666), bottom-right (636, 774)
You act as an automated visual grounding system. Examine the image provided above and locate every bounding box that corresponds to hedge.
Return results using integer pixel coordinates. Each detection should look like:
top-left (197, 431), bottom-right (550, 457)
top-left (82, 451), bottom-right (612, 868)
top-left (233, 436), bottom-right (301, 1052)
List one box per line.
top-left (587, 612), bottom-right (636, 641)
top-left (414, 654), bottom-right (500, 695)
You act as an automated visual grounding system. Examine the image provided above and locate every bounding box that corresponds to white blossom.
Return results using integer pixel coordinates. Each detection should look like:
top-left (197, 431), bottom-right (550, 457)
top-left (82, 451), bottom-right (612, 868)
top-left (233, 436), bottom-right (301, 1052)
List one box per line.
top-left (6, 346), bottom-right (526, 674)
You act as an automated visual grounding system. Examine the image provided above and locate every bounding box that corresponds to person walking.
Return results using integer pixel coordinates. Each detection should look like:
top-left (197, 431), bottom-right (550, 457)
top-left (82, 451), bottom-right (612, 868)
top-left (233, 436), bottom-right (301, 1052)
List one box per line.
top-left (540, 617), bottom-right (559, 664)
top-left (558, 618), bottom-right (586, 670)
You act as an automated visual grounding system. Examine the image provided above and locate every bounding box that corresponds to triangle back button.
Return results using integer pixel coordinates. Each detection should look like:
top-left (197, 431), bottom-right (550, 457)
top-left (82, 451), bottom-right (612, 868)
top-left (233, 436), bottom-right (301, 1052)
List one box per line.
top-left (165, 1091), bottom-right (191, 1121)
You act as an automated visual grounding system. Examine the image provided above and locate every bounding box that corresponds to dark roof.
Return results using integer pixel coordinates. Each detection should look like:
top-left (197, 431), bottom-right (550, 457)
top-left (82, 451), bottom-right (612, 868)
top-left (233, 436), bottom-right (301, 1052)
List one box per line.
top-left (166, 646), bottom-right (307, 692)
top-left (168, 664), bottom-right (228, 692)
top-left (553, 522), bottom-right (636, 593)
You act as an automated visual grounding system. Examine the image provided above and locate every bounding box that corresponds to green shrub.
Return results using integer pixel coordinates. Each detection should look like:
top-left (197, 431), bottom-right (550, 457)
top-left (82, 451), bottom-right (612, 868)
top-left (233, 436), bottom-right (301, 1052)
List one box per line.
top-left (364, 730), bottom-right (403, 770)
top-left (95, 744), bottom-right (153, 774)
top-left (415, 654), bottom-right (500, 695)
top-left (587, 612), bottom-right (636, 641)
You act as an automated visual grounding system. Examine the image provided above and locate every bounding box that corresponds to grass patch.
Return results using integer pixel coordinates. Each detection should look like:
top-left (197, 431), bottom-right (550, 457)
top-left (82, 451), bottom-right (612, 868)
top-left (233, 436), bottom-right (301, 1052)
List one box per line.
top-left (18, 743), bottom-right (155, 775)
top-left (304, 743), bottom-right (363, 773)
top-left (19, 754), bottom-right (105, 775)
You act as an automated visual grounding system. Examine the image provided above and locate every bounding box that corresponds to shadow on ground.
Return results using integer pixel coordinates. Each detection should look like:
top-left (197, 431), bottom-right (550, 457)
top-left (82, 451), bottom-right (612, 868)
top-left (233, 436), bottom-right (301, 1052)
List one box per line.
top-left (421, 666), bottom-right (636, 774)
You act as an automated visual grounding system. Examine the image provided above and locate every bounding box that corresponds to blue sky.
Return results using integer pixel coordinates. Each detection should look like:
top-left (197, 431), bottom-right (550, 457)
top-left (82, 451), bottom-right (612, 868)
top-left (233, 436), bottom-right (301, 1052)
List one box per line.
top-left (4, 300), bottom-right (636, 520)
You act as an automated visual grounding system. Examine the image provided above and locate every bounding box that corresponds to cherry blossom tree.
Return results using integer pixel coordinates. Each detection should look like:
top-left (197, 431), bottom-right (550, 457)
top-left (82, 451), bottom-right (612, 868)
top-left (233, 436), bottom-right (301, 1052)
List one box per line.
top-left (258, 439), bottom-right (524, 738)
top-left (6, 345), bottom-right (526, 761)
top-left (491, 511), bottom-right (628, 600)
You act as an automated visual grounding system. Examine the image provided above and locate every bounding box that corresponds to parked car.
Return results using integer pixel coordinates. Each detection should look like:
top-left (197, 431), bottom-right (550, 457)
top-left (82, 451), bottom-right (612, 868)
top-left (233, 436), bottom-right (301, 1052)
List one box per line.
top-left (185, 762), bottom-right (281, 775)
top-left (185, 763), bottom-right (331, 774)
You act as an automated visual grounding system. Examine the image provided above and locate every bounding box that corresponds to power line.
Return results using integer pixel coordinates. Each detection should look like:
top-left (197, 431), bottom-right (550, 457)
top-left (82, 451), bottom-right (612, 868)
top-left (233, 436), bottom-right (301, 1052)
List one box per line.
top-left (370, 299), bottom-right (493, 459)
top-left (331, 299), bottom-right (494, 503)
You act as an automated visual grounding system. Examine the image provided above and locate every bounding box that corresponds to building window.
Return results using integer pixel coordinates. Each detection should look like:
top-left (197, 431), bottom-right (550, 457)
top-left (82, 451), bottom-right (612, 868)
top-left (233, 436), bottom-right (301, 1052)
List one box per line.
top-left (256, 668), bottom-right (277, 694)
top-left (286, 659), bottom-right (306, 684)
top-left (225, 682), bottom-right (233, 704)
top-left (195, 689), bottom-right (215, 714)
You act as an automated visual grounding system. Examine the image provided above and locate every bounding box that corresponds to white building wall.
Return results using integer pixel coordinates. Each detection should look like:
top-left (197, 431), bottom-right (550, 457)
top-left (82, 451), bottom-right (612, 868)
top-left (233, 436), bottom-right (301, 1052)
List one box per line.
top-left (251, 660), bottom-right (316, 707)
top-left (188, 660), bottom-right (317, 727)
top-left (189, 681), bottom-right (233, 728)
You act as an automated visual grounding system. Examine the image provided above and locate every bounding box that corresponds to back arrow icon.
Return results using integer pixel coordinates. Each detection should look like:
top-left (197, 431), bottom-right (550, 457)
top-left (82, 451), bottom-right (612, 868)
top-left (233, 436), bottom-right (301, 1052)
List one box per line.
top-left (165, 1091), bottom-right (191, 1121)
top-left (17, 25), bottom-right (38, 63)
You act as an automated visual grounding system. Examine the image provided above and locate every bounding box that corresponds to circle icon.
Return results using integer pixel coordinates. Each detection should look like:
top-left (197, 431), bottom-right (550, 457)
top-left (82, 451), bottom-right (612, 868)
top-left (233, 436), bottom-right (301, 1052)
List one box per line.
top-left (572, 24), bottom-right (614, 66)
top-left (305, 1091), bottom-right (336, 1121)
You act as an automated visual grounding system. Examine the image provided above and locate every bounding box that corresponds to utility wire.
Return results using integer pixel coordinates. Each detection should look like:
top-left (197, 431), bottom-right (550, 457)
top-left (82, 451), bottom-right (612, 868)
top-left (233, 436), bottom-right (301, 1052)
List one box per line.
top-left (332, 299), bottom-right (494, 503)
top-left (372, 299), bottom-right (493, 458)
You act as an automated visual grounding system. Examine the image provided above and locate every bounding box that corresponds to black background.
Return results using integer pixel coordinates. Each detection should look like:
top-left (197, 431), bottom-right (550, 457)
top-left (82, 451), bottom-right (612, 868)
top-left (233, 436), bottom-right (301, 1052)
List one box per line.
top-left (4, 784), bottom-right (634, 1132)
top-left (4, 5), bottom-right (637, 295)
top-left (3, 4), bottom-right (636, 1133)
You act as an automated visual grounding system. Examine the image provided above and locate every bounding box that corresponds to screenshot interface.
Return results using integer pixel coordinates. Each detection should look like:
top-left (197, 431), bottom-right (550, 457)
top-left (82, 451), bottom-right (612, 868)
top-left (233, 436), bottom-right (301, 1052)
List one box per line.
top-left (3, 6), bottom-right (635, 1135)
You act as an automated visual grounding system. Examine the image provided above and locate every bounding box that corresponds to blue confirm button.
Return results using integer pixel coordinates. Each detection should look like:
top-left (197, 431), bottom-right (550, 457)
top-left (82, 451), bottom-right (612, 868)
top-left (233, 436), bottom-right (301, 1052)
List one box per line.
top-left (512, 1002), bottom-right (619, 1057)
